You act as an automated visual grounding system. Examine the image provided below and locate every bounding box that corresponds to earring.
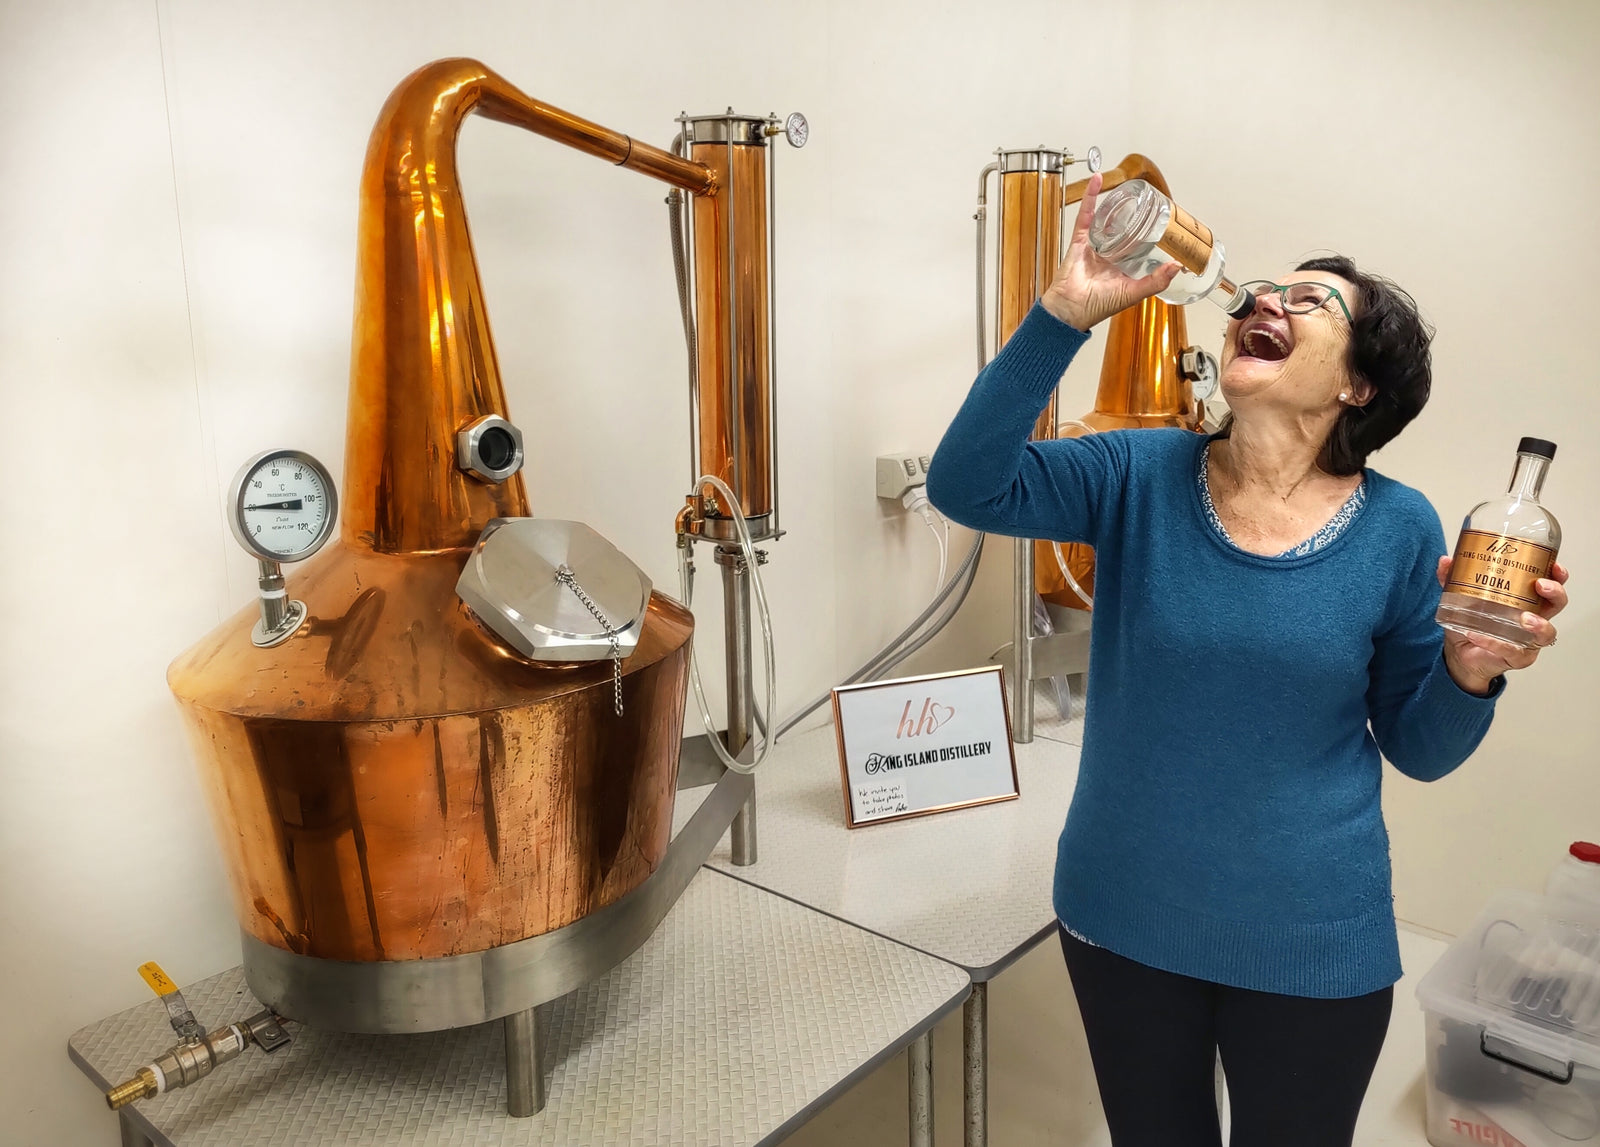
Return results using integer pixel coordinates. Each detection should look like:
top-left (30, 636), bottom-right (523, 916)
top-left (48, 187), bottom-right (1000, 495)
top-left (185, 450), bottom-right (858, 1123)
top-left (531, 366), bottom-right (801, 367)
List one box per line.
top-left (1339, 392), bottom-right (1350, 403)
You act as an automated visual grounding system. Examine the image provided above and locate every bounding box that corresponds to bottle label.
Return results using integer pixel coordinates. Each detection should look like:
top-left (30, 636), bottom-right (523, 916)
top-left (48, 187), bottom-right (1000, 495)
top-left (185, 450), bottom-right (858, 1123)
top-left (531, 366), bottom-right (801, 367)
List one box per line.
top-left (1444, 529), bottom-right (1556, 610)
top-left (1157, 203), bottom-right (1215, 276)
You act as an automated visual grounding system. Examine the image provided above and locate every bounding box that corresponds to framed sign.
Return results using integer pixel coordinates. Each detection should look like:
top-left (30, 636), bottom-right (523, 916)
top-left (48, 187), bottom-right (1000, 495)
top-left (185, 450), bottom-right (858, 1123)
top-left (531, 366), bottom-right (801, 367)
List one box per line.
top-left (831, 666), bottom-right (1019, 828)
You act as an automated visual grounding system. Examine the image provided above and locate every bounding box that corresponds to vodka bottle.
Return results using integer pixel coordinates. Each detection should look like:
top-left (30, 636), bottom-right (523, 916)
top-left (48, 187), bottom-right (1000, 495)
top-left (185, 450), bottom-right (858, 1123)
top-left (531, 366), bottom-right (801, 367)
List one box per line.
top-left (1089, 179), bottom-right (1254, 318)
top-left (1437, 438), bottom-right (1561, 648)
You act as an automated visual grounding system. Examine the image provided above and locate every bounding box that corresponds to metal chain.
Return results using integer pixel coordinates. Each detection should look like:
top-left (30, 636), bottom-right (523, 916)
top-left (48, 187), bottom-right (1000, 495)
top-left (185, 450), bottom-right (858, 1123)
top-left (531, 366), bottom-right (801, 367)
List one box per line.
top-left (554, 564), bottom-right (623, 716)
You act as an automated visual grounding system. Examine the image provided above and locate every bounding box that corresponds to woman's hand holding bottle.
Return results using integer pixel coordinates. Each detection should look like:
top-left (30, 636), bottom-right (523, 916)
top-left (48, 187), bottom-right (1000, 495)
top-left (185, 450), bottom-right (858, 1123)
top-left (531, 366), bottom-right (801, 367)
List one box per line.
top-left (1041, 173), bottom-right (1183, 332)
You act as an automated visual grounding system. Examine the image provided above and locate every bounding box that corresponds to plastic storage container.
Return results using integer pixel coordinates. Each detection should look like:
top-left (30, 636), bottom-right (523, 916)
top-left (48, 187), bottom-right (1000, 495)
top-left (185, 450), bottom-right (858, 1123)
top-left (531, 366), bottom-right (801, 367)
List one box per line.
top-left (1418, 891), bottom-right (1600, 1146)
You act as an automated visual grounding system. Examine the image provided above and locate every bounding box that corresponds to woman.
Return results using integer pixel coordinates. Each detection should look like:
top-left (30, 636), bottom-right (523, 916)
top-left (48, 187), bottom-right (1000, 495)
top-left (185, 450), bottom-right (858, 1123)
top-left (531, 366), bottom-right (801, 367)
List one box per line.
top-left (926, 174), bottom-right (1570, 1147)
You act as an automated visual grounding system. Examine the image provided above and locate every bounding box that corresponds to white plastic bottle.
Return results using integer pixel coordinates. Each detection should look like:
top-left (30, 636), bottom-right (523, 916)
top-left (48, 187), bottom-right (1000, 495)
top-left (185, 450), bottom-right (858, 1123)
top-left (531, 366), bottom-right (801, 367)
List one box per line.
top-left (1546, 842), bottom-right (1600, 914)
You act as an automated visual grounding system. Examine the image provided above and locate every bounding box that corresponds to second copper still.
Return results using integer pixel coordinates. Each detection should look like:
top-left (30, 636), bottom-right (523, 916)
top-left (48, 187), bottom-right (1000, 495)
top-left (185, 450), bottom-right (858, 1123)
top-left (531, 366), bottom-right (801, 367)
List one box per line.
top-left (977, 150), bottom-right (1215, 739)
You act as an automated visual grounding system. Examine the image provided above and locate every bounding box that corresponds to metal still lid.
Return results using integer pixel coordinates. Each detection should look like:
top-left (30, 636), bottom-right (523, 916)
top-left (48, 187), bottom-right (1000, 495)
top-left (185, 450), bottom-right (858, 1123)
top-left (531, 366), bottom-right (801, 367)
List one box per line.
top-left (997, 148), bottom-right (1071, 175)
top-left (1518, 437), bottom-right (1557, 460)
top-left (456, 519), bottom-right (651, 663)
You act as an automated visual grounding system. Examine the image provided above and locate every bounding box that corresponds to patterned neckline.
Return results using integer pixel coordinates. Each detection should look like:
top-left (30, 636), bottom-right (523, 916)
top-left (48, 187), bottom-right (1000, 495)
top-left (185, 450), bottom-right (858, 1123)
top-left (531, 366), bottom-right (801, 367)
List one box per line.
top-left (1197, 441), bottom-right (1368, 559)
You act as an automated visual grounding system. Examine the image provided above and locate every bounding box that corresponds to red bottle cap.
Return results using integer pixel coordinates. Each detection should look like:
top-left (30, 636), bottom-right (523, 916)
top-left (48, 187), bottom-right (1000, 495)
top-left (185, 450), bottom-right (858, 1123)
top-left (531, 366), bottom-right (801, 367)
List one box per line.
top-left (1571, 842), bottom-right (1600, 864)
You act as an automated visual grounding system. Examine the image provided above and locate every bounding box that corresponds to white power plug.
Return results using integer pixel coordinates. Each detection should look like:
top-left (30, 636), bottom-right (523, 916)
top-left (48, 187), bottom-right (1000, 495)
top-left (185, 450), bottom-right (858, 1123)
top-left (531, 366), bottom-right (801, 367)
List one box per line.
top-left (876, 451), bottom-right (933, 500)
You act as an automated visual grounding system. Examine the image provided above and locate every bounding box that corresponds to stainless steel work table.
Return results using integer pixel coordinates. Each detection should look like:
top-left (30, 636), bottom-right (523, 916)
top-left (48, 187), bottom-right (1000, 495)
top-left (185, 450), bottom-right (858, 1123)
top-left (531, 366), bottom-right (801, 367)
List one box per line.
top-left (691, 707), bottom-right (1083, 1147)
top-left (70, 868), bottom-right (970, 1147)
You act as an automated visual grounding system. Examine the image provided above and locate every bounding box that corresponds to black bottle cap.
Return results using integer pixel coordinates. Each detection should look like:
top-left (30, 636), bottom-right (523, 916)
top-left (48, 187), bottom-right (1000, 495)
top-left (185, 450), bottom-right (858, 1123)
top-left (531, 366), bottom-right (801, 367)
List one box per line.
top-left (1517, 437), bottom-right (1557, 460)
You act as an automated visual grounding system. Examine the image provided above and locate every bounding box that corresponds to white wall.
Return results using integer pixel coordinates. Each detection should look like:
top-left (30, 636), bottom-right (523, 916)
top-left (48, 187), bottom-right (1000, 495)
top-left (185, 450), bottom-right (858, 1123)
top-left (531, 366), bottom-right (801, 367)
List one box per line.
top-left (2, 2), bottom-right (1596, 1142)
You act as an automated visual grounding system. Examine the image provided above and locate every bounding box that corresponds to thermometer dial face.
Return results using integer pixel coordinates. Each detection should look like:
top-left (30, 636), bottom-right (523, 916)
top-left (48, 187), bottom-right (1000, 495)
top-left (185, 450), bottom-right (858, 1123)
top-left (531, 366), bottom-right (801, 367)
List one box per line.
top-left (784, 112), bottom-right (809, 149)
top-left (229, 449), bottom-right (338, 563)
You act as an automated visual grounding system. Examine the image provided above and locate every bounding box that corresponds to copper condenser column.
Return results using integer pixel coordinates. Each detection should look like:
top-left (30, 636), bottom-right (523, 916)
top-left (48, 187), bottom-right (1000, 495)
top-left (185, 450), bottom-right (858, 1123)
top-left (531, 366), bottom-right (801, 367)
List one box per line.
top-left (674, 111), bottom-right (806, 865)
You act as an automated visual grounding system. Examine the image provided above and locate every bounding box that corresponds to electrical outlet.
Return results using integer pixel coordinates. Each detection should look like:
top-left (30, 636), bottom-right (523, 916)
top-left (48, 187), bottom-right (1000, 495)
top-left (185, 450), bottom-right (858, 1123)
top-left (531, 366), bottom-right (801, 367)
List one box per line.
top-left (876, 451), bottom-right (930, 499)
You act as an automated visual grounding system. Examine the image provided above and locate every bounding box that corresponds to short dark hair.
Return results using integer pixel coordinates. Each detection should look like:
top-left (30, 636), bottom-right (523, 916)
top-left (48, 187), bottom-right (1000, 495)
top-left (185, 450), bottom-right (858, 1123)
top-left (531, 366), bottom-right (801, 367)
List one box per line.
top-left (1295, 255), bottom-right (1434, 476)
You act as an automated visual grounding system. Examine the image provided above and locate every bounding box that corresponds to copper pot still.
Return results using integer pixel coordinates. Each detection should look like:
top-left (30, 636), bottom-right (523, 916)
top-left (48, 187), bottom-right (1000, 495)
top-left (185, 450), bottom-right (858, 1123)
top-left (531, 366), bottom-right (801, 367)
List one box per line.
top-left (982, 151), bottom-right (1209, 611)
top-left (166, 60), bottom-right (774, 995)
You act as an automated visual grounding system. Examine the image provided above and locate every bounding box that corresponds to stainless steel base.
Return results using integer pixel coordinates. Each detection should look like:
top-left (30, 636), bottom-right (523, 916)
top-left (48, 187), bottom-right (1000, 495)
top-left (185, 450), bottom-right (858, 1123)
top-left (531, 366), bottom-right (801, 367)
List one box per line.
top-left (242, 766), bottom-right (754, 1035)
top-left (698, 514), bottom-right (774, 543)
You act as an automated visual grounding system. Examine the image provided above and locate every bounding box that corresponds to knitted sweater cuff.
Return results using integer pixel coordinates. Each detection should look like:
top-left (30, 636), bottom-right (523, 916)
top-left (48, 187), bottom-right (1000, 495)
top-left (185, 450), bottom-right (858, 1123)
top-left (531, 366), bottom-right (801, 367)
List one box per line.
top-left (989, 303), bottom-right (1092, 404)
top-left (1421, 652), bottom-right (1504, 739)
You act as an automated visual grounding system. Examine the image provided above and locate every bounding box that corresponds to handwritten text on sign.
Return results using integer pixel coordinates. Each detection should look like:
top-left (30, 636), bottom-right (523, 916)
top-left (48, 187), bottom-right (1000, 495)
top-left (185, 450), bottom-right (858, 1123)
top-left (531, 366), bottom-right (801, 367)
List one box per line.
top-left (831, 666), bottom-right (1018, 828)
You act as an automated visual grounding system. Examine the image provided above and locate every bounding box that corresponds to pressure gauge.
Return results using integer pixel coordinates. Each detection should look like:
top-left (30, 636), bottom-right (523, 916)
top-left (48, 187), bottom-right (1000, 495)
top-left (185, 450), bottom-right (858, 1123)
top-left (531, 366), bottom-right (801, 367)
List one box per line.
top-left (228, 449), bottom-right (337, 648)
top-left (229, 449), bottom-right (338, 564)
top-left (783, 112), bottom-right (809, 149)
top-left (1084, 146), bottom-right (1102, 174)
top-left (1180, 347), bottom-right (1220, 402)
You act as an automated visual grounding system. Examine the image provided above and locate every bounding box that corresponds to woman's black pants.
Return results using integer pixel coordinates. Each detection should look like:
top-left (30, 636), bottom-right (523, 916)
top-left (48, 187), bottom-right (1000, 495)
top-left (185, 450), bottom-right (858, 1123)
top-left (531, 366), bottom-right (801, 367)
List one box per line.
top-left (1059, 926), bottom-right (1394, 1147)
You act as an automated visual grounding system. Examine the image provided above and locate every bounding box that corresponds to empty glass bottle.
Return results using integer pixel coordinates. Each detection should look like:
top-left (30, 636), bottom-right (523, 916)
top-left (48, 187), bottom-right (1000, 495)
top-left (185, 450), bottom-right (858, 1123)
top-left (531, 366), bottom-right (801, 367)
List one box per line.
top-left (1436, 437), bottom-right (1561, 648)
top-left (1090, 179), bottom-right (1253, 318)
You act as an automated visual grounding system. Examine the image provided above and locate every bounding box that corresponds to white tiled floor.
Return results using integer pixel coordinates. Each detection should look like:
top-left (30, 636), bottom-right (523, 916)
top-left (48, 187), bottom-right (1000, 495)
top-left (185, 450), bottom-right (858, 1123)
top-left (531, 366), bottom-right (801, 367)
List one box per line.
top-left (779, 924), bottom-right (1448, 1146)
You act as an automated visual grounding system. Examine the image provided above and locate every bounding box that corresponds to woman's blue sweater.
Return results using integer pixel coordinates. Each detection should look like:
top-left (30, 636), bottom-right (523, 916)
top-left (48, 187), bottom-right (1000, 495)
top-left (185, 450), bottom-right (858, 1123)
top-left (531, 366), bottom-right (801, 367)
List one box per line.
top-left (927, 303), bottom-right (1499, 997)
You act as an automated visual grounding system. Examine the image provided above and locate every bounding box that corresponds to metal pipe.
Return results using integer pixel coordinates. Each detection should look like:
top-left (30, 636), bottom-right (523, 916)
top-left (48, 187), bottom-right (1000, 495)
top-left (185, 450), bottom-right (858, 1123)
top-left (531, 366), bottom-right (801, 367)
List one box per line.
top-left (964, 983), bottom-right (989, 1147)
top-left (774, 531), bottom-right (985, 738)
top-left (504, 1006), bottom-right (545, 1117)
top-left (669, 131), bottom-right (702, 497)
top-left (975, 162), bottom-right (998, 370)
top-left (908, 1029), bottom-right (934, 1147)
top-left (726, 122), bottom-right (745, 516)
top-left (1012, 538), bottom-right (1034, 743)
top-left (722, 547), bottom-right (757, 864)
top-left (767, 116), bottom-right (782, 537)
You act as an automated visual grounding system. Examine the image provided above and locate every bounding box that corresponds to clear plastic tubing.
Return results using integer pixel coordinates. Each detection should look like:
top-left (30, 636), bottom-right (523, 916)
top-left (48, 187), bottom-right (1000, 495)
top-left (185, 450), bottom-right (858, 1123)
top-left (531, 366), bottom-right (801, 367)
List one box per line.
top-left (1089, 179), bottom-right (1254, 319)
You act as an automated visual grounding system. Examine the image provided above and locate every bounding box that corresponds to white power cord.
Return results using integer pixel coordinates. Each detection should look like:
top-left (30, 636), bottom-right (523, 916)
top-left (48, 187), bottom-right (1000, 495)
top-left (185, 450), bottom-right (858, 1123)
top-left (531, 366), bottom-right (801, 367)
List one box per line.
top-left (902, 488), bottom-right (949, 595)
top-left (677, 474), bottom-right (777, 776)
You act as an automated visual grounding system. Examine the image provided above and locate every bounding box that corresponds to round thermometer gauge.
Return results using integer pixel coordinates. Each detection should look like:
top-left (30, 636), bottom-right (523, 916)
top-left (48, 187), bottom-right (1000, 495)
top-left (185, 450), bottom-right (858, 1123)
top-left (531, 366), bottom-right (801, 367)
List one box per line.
top-left (229, 449), bottom-right (338, 563)
top-left (784, 112), bottom-right (809, 149)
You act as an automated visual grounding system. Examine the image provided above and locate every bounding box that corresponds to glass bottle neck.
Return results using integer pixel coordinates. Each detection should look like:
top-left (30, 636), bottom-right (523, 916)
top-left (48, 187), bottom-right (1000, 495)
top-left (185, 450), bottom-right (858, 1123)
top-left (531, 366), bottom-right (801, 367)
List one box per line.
top-left (1507, 453), bottom-right (1549, 501)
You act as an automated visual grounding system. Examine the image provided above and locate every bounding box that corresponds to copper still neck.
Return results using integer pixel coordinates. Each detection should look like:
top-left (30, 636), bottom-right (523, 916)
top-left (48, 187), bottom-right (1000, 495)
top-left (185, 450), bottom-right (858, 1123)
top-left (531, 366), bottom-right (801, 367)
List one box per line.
top-left (344, 58), bottom-right (717, 554)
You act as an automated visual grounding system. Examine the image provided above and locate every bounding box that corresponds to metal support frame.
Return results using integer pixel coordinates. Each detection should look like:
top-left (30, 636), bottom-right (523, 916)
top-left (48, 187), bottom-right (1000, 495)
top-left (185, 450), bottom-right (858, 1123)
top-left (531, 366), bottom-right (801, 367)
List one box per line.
top-left (963, 983), bottom-right (988, 1147)
top-left (1011, 540), bottom-right (1036, 743)
top-left (504, 1006), bottom-right (545, 1117)
top-left (119, 1112), bottom-right (155, 1147)
top-left (908, 1030), bottom-right (934, 1147)
top-left (721, 546), bottom-right (758, 866)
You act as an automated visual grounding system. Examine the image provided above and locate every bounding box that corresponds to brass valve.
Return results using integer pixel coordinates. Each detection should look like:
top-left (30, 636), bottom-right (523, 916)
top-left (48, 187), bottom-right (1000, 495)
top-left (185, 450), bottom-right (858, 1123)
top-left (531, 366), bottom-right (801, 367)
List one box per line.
top-left (104, 962), bottom-right (292, 1110)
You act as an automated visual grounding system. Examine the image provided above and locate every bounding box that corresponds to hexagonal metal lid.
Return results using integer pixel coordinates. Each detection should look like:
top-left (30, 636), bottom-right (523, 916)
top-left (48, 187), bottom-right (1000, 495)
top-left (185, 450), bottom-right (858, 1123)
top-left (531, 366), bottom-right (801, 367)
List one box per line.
top-left (456, 519), bottom-right (651, 662)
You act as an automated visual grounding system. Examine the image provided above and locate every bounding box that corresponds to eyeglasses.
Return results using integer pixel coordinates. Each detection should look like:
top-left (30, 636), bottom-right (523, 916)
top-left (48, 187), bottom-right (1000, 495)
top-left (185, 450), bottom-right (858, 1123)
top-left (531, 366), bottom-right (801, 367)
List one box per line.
top-left (1240, 280), bottom-right (1353, 325)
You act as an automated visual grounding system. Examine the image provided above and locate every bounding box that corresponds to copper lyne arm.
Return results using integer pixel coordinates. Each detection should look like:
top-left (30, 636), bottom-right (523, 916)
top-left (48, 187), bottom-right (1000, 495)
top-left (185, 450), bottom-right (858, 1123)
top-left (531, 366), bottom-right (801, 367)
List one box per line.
top-left (1061, 152), bottom-right (1171, 205)
top-left (344, 58), bottom-right (719, 555)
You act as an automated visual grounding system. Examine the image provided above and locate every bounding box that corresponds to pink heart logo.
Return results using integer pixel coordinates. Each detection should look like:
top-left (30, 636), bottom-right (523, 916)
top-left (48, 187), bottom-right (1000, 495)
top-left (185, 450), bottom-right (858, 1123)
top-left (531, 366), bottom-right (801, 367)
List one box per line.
top-left (926, 703), bottom-right (955, 733)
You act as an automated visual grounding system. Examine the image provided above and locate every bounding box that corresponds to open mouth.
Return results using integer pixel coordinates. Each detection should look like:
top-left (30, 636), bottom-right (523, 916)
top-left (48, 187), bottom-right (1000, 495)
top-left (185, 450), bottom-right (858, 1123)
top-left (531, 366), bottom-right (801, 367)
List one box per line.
top-left (1237, 320), bottom-right (1293, 364)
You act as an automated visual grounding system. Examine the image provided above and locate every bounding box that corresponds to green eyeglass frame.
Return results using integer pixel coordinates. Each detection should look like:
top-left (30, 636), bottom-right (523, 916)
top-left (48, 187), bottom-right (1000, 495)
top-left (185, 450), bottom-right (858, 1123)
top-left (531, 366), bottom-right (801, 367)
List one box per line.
top-left (1240, 280), bottom-right (1354, 325)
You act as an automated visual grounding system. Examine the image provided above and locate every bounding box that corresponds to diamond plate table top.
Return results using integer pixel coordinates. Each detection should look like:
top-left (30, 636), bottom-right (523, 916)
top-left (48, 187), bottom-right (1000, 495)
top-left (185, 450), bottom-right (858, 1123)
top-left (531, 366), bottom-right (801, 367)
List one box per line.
top-left (69, 870), bottom-right (969, 1147)
top-left (692, 713), bottom-right (1085, 979)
